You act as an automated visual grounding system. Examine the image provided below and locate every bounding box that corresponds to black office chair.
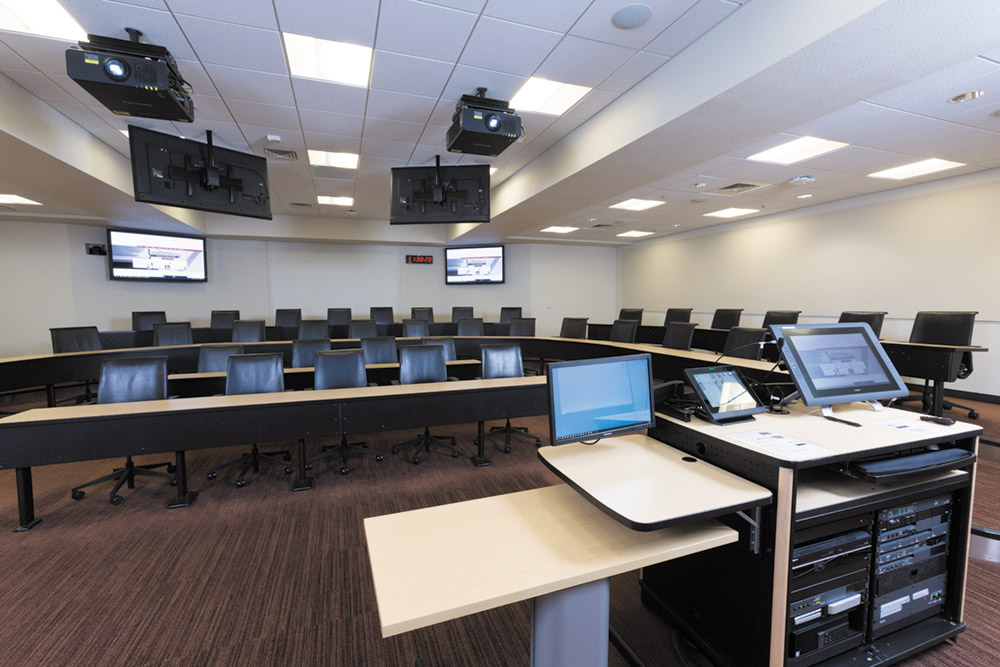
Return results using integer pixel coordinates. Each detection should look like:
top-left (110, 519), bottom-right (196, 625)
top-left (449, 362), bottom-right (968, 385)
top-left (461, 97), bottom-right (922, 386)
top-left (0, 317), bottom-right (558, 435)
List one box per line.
top-left (402, 318), bottom-right (431, 338)
top-left (723, 327), bottom-right (768, 360)
top-left (210, 310), bottom-right (240, 329)
top-left (292, 339), bottom-right (331, 368)
top-left (152, 321), bottom-right (193, 346)
top-left (298, 319), bottom-right (330, 339)
top-left (349, 319), bottom-right (378, 339)
top-left (609, 319), bottom-right (638, 343)
top-left (761, 310), bottom-right (801, 328)
top-left (422, 336), bottom-right (457, 361)
top-left (391, 345), bottom-right (459, 464)
top-left (663, 308), bottom-right (693, 325)
top-left (361, 336), bottom-right (398, 364)
top-left (275, 309), bottom-right (301, 328)
top-left (895, 311), bottom-right (979, 418)
top-left (499, 307), bottom-right (522, 323)
top-left (711, 308), bottom-right (743, 330)
top-left (411, 307), bottom-right (434, 322)
top-left (232, 319), bottom-right (265, 343)
top-left (559, 317), bottom-right (588, 339)
top-left (306, 350), bottom-right (384, 475)
top-left (457, 318), bottom-right (484, 336)
top-left (207, 353), bottom-right (293, 486)
top-left (50, 326), bottom-right (102, 403)
top-left (370, 306), bottom-right (395, 325)
top-left (477, 344), bottom-right (541, 453)
top-left (70, 357), bottom-right (174, 505)
top-left (327, 308), bottom-right (352, 326)
top-left (132, 311), bottom-right (166, 332)
top-left (662, 322), bottom-right (698, 350)
top-left (618, 308), bottom-right (643, 322)
top-left (839, 311), bottom-right (887, 337)
top-left (197, 344), bottom-right (243, 373)
top-left (451, 306), bottom-right (474, 322)
top-left (509, 318), bottom-right (536, 337)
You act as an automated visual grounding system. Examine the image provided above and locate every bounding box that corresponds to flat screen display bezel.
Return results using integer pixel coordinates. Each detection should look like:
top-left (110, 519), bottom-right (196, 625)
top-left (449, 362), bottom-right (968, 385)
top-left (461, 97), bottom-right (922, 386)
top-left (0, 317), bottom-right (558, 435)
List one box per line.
top-left (107, 227), bottom-right (208, 283)
top-left (444, 244), bottom-right (505, 285)
top-left (683, 365), bottom-right (766, 422)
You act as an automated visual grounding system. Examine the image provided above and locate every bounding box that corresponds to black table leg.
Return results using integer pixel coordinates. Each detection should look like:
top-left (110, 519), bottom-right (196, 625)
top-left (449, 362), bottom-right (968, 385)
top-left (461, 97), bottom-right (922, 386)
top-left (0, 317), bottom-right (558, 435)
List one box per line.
top-left (14, 467), bottom-right (41, 532)
top-left (45, 384), bottom-right (56, 407)
top-left (931, 380), bottom-right (944, 416)
top-left (293, 439), bottom-right (313, 491)
top-left (167, 451), bottom-right (197, 509)
top-left (471, 421), bottom-right (492, 467)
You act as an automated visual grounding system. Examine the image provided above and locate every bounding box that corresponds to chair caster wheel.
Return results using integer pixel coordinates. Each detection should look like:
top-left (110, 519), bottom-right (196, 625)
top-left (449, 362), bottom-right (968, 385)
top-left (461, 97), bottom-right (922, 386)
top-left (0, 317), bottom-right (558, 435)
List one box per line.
top-left (71, 489), bottom-right (85, 500)
top-left (452, 451), bottom-right (460, 458)
top-left (235, 479), bottom-right (247, 488)
top-left (166, 464), bottom-right (176, 473)
top-left (284, 466), bottom-right (294, 474)
top-left (340, 467), bottom-right (349, 475)
top-left (534, 439), bottom-right (541, 446)
top-left (376, 455), bottom-right (384, 462)
top-left (283, 453), bottom-right (292, 461)
top-left (207, 471), bottom-right (217, 480)
top-left (110, 495), bottom-right (124, 506)
top-left (504, 447), bottom-right (511, 454)
top-left (170, 478), bottom-right (178, 486)
top-left (413, 457), bottom-right (421, 465)
top-left (473, 438), bottom-right (479, 446)
top-left (305, 463), bottom-right (312, 470)
top-left (392, 447), bottom-right (399, 454)
top-left (450, 438), bottom-right (456, 446)
top-left (970, 411), bottom-right (979, 419)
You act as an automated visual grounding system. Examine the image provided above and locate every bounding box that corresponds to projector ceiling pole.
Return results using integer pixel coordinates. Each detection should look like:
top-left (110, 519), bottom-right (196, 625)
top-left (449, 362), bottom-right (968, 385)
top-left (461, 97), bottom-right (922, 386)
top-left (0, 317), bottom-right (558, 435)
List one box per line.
top-left (124, 27), bottom-right (142, 43)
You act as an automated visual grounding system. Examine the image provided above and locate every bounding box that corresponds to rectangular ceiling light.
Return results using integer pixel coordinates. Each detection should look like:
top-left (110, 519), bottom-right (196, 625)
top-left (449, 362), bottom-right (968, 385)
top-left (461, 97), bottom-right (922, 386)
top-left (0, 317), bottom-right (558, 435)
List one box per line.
top-left (489, 167), bottom-right (498, 175)
top-left (0, 0), bottom-right (86, 41)
top-left (867, 158), bottom-right (965, 180)
top-left (509, 77), bottom-right (591, 116)
top-left (746, 136), bottom-right (849, 165)
top-left (704, 207), bottom-right (759, 219)
top-left (317, 196), bottom-right (353, 206)
top-left (541, 226), bottom-right (579, 233)
top-left (609, 198), bottom-right (665, 211)
top-left (0, 194), bottom-right (42, 205)
top-left (617, 231), bottom-right (654, 238)
top-left (283, 33), bottom-right (372, 87)
top-left (308, 150), bottom-right (359, 169)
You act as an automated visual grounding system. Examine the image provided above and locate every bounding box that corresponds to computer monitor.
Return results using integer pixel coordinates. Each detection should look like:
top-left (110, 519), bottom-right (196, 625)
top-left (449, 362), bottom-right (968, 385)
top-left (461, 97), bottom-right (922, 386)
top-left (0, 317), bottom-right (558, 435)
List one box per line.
top-left (547, 353), bottom-right (655, 446)
top-left (770, 322), bottom-right (908, 409)
top-left (684, 366), bottom-right (766, 425)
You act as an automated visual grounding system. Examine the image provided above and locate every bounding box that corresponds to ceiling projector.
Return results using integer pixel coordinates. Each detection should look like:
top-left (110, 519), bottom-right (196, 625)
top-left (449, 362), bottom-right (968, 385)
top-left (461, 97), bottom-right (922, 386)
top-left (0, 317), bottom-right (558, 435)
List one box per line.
top-left (446, 88), bottom-right (521, 157)
top-left (66, 28), bottom-right (193, 123)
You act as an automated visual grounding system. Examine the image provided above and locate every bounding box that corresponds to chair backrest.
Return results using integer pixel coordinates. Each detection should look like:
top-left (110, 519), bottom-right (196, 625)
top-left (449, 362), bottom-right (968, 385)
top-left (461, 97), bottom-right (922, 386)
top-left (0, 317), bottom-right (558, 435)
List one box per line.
top-left (457, 318), bottom-right (484, 336)
top-left (838, 311), bottom-right (888, 337)
top-left (481, 343), bottom-right (524, 380)
top-left (298, 319), bottom-right (329, 339)
top-left (451, 306), bottom-right (474, 322)
top-left (50, 326), bottom-right (102, 353)
top-left (292, 338), bottom-right (332, 368)
top-left (98, 357), bottom-right (168, 404)
top-left (370, 306), bottom-right (394, 325)
top-left (232, 319), bottom-right (266, 343)
top-left (361, 336), bottom-right (398, 364)
top-left (131, 311), bottom-right (166, 332)
top-left (559, 317), bottom-right (588, 339)
top-left (327, 308), bottom-right (352, 326)
top-left (499, 307), bottom-right (522, 323)
top-left (410, 307), bottom-right (434, 322)
top-left (761, 310), bottom-right (801, 328)
top-left (723, 327), bottom-right (767, 360)
top-left (618, 308), bottom-right (643, 322)
top-left (225, 353), bottom-right (285, 396)
top-left (609, 319), bottom-right (638, 343)
top-left (909, 311), bottom-right (977, 346)
top-left (314, 349), bottom-right (368, 390)
top-left (349, 319), bottom-right (378, 339)
top-left (663, 308), bottom-right (693, 325)
top-left (662, 322), bottom-right (698, 350)
top-left (509, 317), bottom-right (536, 337)
top-left (210, 310), bottom-right (240, 329)
top-left (197, 344), bottom-right (243, 373)
top-left (399, 344), bottom-right (447, 385)
top-left (421, 336), bottom-right (457, 361)
top-left (275, 308), bottom-right (301, 328)
top-left (711, 308), bottom-right (743, 330)
top-left (152, 321), bottom-right (193, 346)
top-left (402, 319), bottom-right (431, 338)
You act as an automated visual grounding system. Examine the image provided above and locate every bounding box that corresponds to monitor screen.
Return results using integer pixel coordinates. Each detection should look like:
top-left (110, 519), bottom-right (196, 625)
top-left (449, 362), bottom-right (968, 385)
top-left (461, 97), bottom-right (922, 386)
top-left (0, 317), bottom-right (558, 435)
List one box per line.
top-left (547, 354), bottom-right (655, 446)
top-left (684, 365), bottom-right (765, 424)
top-left (390, 164), bottom-right (490, 224)
top-left (770, 322), bottom-right (908, 406)
top-left (107, 228), bottom-right (207, 282)
top-left (445, 245), bottom-right (504, 284)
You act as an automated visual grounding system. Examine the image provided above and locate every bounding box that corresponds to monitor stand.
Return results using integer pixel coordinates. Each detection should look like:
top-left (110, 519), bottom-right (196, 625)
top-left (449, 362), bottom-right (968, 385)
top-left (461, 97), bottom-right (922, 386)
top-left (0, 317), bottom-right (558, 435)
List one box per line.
top-left (694, 409), bottom-right (757, 426)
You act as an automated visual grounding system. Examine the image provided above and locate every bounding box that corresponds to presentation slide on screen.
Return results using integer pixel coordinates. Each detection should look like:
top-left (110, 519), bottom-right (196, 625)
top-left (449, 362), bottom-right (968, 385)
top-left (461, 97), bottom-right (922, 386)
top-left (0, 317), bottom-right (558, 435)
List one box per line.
top-left (445, 247), bottom-right (503, 283)
top-left (792, 333), bottom-right (889, 389)
top-left (110, 232), bottom-right (205, 280)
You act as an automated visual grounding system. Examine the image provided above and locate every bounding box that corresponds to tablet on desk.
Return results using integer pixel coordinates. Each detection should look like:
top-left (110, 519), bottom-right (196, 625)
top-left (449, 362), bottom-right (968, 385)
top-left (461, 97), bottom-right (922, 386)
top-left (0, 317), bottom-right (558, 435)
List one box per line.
top-left (684, 366), bottom-right (766, 425)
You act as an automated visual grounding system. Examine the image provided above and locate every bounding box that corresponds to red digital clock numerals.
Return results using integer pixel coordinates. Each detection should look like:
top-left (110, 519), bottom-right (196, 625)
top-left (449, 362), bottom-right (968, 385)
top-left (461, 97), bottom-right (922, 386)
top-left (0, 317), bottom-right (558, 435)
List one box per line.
top-left (406, 255), bottom-right (434, 264)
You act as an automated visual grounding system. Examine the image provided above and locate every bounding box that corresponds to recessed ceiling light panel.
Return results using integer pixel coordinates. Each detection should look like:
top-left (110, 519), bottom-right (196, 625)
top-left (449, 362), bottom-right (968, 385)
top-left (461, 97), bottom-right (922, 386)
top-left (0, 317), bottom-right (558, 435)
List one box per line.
top-left (317, 196), bottom-right (353, 206)
top-left (283, 33), bottom-right (372, 87)
top-left (0, 0), bottom-right (86, 41)
top-left (509, 77), bottom-right (591, 115)
top-left (867, 158), bottom-right (965, 180)
top-left (541, 226), bottom-right (579, 233)
top-left (747, 136), bottom-right (849, 165)
top-left (609, 198), bottom-right (665, 211)
top-left (704, 207), bottom-right (759, 219)
top-left (0, 194), bottom-right (42, 205)
top-left (616, 230), bottom-right (654, 238)
top-left (307, 150), bottom-right (359, 169)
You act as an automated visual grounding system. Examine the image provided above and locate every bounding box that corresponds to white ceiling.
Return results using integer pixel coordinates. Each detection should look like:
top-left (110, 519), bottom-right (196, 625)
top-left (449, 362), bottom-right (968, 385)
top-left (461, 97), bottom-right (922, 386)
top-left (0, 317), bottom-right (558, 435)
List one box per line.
top-left (1, 0), bottom-right (1000, 246)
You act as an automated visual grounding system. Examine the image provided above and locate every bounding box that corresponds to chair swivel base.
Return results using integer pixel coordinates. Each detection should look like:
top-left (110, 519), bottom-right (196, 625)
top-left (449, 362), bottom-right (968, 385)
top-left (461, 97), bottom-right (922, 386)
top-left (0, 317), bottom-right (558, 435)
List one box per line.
top-left (487, 419), bottom-right (542, 453)
top-left (207, 444), bottom-right (293, 487)
top-left (392, 427), bottom-right (459, 464)
top-left (70, 456), bottom-right (175, 505)
top-left (309, 435), bottom-right (383, 475)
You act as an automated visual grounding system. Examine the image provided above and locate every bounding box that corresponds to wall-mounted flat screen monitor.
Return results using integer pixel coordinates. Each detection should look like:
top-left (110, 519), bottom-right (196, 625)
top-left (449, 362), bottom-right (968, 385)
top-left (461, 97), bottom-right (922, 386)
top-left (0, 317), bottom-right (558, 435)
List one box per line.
top-left (107, 228), bottom-right (207, 282)
top-left (547, 353), bottom-right (655, 446)
top-left (390, 164), bottom-right (489, 224)
top-left (770, 322), bottom-right (908, 407)
top-left (445, 245), bottom-right (504, 284)
top-left (129, 125), bottom-right (271, 219)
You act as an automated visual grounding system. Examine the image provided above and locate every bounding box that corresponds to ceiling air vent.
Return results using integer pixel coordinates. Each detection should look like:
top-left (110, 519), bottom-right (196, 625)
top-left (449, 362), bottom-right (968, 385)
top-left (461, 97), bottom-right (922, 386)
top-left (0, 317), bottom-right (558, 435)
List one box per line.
top-left (289, 202), bottom-right (312, 208)
top-left (709, 181), bottom-right (770, 195)
top-left (263, 148), bottom-right (299, 161)
top-left (589, 223), bottom-right (613, 229)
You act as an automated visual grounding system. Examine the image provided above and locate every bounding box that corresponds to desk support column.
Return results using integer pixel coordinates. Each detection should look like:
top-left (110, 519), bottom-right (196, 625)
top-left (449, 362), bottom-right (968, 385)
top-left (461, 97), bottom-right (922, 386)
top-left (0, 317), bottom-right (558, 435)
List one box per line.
top-left (531, 578), bottom-right (609, 667)
top-left (471, 421), bottom-right (492, 467)
top-left (167, 451), bottom-right (197, 509)
top-left (768, 467), bottom-right (795, 666)
top-left (14, 467), bottom-right (41, 532)
top-left (45, 384), bottom-right (56, 407)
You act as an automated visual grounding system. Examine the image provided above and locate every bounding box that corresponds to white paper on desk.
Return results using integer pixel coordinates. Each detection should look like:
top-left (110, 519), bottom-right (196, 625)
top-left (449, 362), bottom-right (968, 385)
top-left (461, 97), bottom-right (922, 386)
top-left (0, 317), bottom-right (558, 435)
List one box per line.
top-left (730, 430), bottom-right (833, 461)
top-left (878, 420), bottom-right (938, 435)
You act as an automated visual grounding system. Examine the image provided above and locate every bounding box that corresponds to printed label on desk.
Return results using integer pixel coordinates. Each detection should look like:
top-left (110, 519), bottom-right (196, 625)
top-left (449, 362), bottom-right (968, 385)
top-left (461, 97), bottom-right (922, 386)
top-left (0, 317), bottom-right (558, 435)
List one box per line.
top-left (729, 431), bottom-right (832, 461)
top-left (878, 420), bottom-right (937, 435)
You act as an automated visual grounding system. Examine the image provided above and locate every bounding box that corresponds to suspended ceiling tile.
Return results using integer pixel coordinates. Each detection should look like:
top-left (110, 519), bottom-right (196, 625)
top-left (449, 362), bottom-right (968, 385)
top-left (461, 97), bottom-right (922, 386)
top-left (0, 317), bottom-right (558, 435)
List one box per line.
top-left (865, 56), bottom-right (999, 109)
top-left (46, 101), bottom-right (114, 132)
top-left (570, 0), bottom-right (696, 49)
top-left (644, 0), bottom-right (741, 57)
top-left (482, 0), bottom-right (592, 32)
top-left (172, 120), bottom-right (249, 150)
top-left (167, 0), bottom-right (278, 30)
top-left (0, 40), bottom-right (32, 69)
top-left (1, 69), bottom-right (85, 104)
top-left (363, 117), bottom-right (427, 144)
top-left (458, 17), bottom-right (561, 77)
top-left (175, 15), bottom-right (286, 74)
top-left (439, 65), bottom-right (525, 107)
top-left (420, 0), bottom-right (488, 12)
top-left (786, 101), bottom-right (884, 141)
top-left (409, 144), bottom-right (462, 166)
top-left (948, 103), bottom-right (1000, 132)
top-left (535, 115), bottom-right (585, 143)
top-left (190, 95), bottom-right (234, 123)
top-left (204, 64), bottom-right (294, 106)
top-left (274, 0), bottom-right (379, 45)
top-left (563, 88), bottom-right (620, 120)
top-left (885, 66), bottom-right (1000, 121)
top-left (239, 123), bottom-right (306, 150)
top-left (535, 36), bottom-right (636, 88)
top-left (302, 131), bottom-right (362, 154)
top-left (227, 99), bottom-right (300, 129)
top-left (375, 0), bottom-right (477, 62)
top-left (360, 136), bottom-right (415, 160)
top-left (60, 0), bottom-right (197, 60)
top-left (366, 89), bottom-right (438, 123)
top-left (173, 59), bottom-right (218, 97)
top-left (415, 124), bottom-right (451, 147)
top-left (370, 51), bottom-right (454, 98)
top-left (299, 108), bottom-right (364, 136)
top-left (292, 77), bottom-right (368, 115)
top-left (0, 33), bottom-right (82, 75)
